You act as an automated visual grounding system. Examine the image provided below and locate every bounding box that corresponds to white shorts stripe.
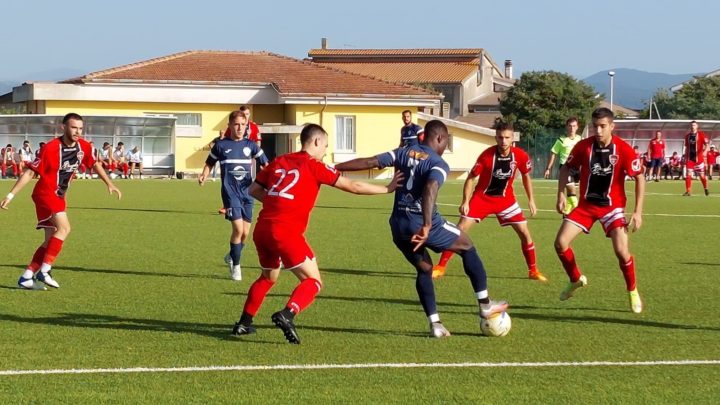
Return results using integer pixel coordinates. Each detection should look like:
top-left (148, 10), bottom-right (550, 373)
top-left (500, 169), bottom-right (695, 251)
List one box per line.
top-left (564, 217), bottom-right (589, 233)
top-left (442, 222), bottom-right (461, 236)
top-left (498, 202), bottom-right (520, 217)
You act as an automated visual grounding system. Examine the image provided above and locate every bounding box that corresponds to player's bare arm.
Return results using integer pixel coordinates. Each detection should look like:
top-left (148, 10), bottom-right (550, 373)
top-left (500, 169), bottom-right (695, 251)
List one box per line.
top-left (556, 164), bottom-right (570, 214)
top-left (522, 172), bottom-right (537, 217)
top-left (93, 162), bottom-right (122, 200)
top-left (198, 164), bottom-right (212, 185)
top-left (411, 179), bottom-right (440, 251)
top-left (333, 171), bottom-right (403, 195)
top-left (0, 168), bottom-right (35, 209)
top-left (335, 156), bottom-right (381, 171)
top-left (460, 172), bottom-right (477, 215)
top-left (544, 153), bottom-right (556, 179)
top-left (249, 182), bottom-right (267, 202)
top-left (629, 173), bottom-right (645, 232)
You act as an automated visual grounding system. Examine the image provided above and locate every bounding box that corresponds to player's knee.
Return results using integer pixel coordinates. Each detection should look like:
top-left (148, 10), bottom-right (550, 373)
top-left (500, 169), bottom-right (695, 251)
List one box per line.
top-left (554, 238), bottom-right (567, 253)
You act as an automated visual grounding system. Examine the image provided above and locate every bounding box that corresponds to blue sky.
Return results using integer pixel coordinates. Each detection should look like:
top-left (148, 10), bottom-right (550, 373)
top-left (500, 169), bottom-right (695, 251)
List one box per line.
top-left (2, 0), bottom-right (717, 81)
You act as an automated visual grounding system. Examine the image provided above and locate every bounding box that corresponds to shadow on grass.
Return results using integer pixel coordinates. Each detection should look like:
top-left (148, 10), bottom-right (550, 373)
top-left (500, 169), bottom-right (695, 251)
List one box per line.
top-left (223, 291), bottom-right (474, 309)
top-left (70, 206), bottom-right (207, 215)
top-left (4, 263), bottom-right (225, 281)
top-left (321, 267), bottom-right (414, 279)
top-left (314, 205), bottom-right (389, 212)
top-left (680, 261), bottom-right (720, 267)
top-left (0, 312), bottom-right (278, 343)
top-left (510, 310), bottom-right (720, 332)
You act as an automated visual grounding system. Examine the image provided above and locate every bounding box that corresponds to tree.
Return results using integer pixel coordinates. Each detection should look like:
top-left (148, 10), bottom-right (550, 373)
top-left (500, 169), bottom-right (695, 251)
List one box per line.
top-left (499, 71), bottom-right (598, 140)
top-left (643, 76), bottom-right (720, 119)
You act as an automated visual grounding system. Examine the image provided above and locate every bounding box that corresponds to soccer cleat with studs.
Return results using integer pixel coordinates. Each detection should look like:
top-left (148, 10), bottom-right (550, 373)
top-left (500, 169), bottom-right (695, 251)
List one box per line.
top-left (629, 289), bottom-right (643, 313)
top-left (479, 300), bottom-right (509, 319)
top-left (559, 275), bottom-right (587, 301)
top-left (231, 322), bottom-right (257, 337)
top-left (431, 265), bottom-right (447, 280)
top-left (271, 310), bottom-right (300, 344)
top-left (429, 322), bottom-right (451, 338)
top-left (528, 269), bottom-right (548, 283)
top-left (36, 271), bottom-right (60, 289)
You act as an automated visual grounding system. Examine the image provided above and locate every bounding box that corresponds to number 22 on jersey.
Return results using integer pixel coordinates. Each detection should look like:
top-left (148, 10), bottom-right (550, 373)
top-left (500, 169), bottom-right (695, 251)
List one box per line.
top-left (267, 168), bottom-right (299, 200)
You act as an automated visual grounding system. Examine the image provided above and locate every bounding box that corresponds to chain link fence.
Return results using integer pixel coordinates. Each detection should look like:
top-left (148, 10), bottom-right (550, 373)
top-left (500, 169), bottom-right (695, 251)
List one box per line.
top-left (518, 128), bottom-right (567, 179)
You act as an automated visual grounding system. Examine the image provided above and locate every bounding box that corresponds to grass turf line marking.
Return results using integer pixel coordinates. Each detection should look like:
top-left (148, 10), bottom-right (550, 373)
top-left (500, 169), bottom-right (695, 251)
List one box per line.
top-left (1, 360), bottom-right (719, 376)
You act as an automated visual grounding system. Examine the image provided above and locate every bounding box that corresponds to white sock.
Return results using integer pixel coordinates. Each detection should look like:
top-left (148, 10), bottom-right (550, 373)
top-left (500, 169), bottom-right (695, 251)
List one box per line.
top-left (428, 313), bottom-right (440, 323)
top-left (40, 263), bottom-right (52, 273)
top-left (22, 269), bottom-right (34, 279)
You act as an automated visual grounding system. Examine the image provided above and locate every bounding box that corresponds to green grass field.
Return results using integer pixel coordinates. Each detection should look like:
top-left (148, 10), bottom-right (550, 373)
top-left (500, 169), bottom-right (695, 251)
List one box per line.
top-left (0, 178), bottom-right (719, 403)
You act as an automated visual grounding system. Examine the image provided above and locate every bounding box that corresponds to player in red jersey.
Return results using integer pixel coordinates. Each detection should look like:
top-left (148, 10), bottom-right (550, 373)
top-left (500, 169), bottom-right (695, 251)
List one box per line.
top-left (646, 131), bottom-right (666, 182)
top-left (223, 105), bottom-right (262, 146)
top-left (1, 144), bottom-right (19, 179)
top-left (682, 121), bottom-right (709, 196)
top-left (1, 113), bottom-right (121, 290)
top-left (706, 145), bottom-right (719, 180)
top-left (230, 123), bottom-right (402, 344)
top-left (554, 107), bottom-right (645, 313)
top-left (431, 121), bottom-right (547, 282)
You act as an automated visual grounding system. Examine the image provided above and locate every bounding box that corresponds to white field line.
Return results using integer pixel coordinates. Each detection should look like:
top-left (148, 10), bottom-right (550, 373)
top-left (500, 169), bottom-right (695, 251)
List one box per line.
top-left (435, 203), bottom-right (720, 218)
top-left (1, 360), bottom-right (719, 376)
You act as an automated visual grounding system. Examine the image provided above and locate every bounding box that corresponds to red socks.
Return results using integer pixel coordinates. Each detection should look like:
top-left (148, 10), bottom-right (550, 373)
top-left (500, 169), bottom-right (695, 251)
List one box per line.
top-left (437, 250), bottom-right (453, 268)
top-left (42, 237), bottom-right (64, 267)
top-left (701, 176), bottom-right (708, 189)
top-left (557, 248), bottom-right (581, 282)
top-left (242, 276), bottom-right (276, 317)
top-left (286, 278), bottom-right (322, 315)
top-left (522, 242), bottom-right (537, 271)
top-left (619, 256), bottom-right (637, 291)
top-left (685, 176), bottom-right (692, 192)
top-left (28, 246), bottom-right (47, 273)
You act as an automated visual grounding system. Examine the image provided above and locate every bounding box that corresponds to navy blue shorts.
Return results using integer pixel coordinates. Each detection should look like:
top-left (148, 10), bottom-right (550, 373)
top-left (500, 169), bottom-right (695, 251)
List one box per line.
top-left (390, 213), bottom-right (460, 262)
top-left (649, 158), bottom-right (664, 169)
top-left (224, 198), bottom-right (254, 223)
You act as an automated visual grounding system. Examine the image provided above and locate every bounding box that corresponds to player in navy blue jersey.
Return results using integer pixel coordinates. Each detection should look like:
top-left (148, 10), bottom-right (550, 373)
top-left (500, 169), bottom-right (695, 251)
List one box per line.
top-left (399, 110), bottom-right (425, 147)
top-left (336, 119), bottom-right (508, 338)
top-left (199, 111), bottom-right (269, 281)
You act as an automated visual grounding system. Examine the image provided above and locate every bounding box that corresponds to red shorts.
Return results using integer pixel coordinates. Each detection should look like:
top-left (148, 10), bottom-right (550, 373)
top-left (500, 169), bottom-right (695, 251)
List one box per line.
top-left (32, 194), bottom-right (66, 229)
top-left (565, 203), bottom-right (626, 237)
top-left (685, 160), bottom-right (705, 173)
top-left (463, 194), bottom-right (526, 226)
top-left (253, 222), bottom-right (315, 270)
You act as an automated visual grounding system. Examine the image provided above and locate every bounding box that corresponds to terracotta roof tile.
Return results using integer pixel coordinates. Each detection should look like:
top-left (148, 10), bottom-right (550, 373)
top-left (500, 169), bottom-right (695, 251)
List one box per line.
top-left (314, 62), bottom-right (478, 84)
top-left (308, 48), bottom-right (482, 57)
top-left (62, 51), bottom-right (437, 98)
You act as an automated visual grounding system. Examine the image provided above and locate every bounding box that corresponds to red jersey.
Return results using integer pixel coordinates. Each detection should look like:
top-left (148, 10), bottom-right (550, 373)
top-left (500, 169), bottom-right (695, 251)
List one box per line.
top-left (684, 131), bottom-right (708, 163)
top-left (707, 149), bottom-right (719, 166)
top-left (223, 121), bottom-right (262, 142)
top-left (670, 155), bottom-right (681, 167)
top-left (648, 139), bottom-right (666, 159)
top-left (565, 136), bottom-right (642, 208)
top-left (1, 147), bottom-right (15, 162)
top-left (470, 146), bottom-right (531, 198)
top-left (255, 151), bottom-right (340, 233)
top-left (28, 137), bottom-right (96, 200)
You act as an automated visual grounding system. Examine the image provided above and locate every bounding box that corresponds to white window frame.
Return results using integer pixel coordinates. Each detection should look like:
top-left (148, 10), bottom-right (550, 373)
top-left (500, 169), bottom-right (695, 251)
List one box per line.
top-left (145, 112), bottom-right (202, 137)
top-left (335, 116), bottom-right (356, 153)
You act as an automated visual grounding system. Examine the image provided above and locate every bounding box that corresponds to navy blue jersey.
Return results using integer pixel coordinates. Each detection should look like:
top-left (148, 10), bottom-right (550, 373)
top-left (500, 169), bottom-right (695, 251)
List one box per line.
top-left (206, 138), bottom-right (269, 206)
top-left (400, 123), bottom-right (424, 147)
top-left (376, 144), bottom-right (449, 218)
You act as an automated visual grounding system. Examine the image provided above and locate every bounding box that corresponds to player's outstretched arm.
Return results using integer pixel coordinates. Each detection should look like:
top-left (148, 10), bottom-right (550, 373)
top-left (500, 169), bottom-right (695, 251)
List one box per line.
top-left (629, 174), bottom-right (645, 232)
top-left (521, 172), bottom-right (537, 216)
top-left (335, 156), bottom-right (381, 172)
top-left (333, 171), bottom-right (403, 195)
top-left (93, 162), bottom-right (122, 200)
top-left (0, 168), bottom-right (35, 210)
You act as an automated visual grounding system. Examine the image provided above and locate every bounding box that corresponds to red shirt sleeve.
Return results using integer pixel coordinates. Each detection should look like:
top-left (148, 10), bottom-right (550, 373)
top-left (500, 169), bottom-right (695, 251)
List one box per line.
top-left (623, 142), bottom-right (643, 177)
top-left (308, 158), bottom-right (340, 186)
top-left (80, 139), bottom-right (96, 167)
top-left (470, 151), bottom-right (485, 177)
top-left (255, 161), bottom-right (274, 188)
top-left (565, 141), bottom-right (584, 170)
top-left (516, 148), bottom-right (532, 175)
top-left (27, 142), bottom-right (52, 174)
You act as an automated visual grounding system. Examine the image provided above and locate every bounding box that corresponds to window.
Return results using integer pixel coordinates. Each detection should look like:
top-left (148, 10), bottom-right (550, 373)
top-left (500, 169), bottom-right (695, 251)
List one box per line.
top-left (446, 134), bottom-right (454, 153)
top-left (146, 112), bottom-right (201, 137)
top-left (335, 116), bottom-right (355, 152)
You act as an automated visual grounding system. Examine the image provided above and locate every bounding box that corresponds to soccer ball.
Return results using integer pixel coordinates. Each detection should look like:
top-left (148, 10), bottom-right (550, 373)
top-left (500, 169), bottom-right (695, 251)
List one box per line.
top-left (480, 311), bottom-right (512, 337)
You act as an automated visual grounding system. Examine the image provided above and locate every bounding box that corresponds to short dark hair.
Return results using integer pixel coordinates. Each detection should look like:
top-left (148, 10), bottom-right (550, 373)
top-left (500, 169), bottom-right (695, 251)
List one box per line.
top-left (566, 117), bottom-right (579, 125)
top-left (62, 112), bottom-right (83, 124)
top-left (239, 105), bottom-right (250, 112)
top-left (300, 123), bottom-right (327, 145)
top-left (228, 110), bottom-right (245, 123)
top-left (117, 142), bottom-right (124, 146)
top-left (591, 107), bottom-right (614, 122)
top-left (423, 120), bottom-right (448, 139)
top-left (401, 110), bottom-right (412, 115)
top-left (493, 119), bottom-right (514, 134)
top-left (690, 120), bottom-right (697, 124)
top-left (103, 142), bottom-right (110, 147)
